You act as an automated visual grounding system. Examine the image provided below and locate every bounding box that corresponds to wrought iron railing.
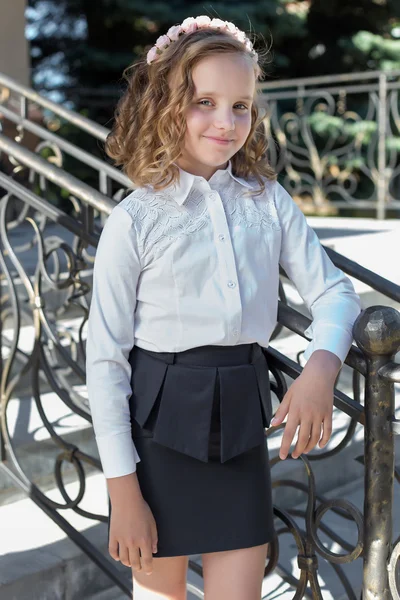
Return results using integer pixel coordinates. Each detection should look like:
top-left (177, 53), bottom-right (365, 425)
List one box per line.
top-left (0, 71), bottom-right (399, 598)
top-left (260, 70), bottom-right (400, 219)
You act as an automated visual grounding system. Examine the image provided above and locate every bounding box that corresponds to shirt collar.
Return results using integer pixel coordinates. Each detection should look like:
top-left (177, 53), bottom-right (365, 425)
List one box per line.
top-left (170, 160), bottom-right (255, 206)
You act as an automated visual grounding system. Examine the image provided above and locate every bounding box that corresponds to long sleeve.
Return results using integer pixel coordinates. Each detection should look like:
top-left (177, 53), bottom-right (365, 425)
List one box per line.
top-left (85, 204), bottom-right (141, 478)
top-left (275, 182), bottom-right (362, 366)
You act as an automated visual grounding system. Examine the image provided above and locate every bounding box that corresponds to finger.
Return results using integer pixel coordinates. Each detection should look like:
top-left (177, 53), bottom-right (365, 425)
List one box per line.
top-left (119, 543), bottom-right (131, 568)
top-left (292, 420), bottom-right (312, 459)
top-left (303, 422), bottom-right (322, 454)
top-left (271, 394), bottom-right (291, 427)
top-left (279, 417), bottom-right (298, 460)
top-left (140, 542), bottom-right (154, 575)
top-left (319, 415), bottom-right (333, 448)
top-left (129, 545), bottom-right (142, 573)
top-left (108, 537), bottom-right (120, 562)
top-left (151, 527), bottom-right (158, 554)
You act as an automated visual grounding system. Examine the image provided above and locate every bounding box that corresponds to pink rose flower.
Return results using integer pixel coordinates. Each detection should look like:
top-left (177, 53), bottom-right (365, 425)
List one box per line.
top-left (155, 34), bottom-right (170, 49)
top-left (234, 29), bottom-right (246, 43)
top-left (181, 17), bottom-right (197, 34)
top-left (244, 39), bottom-right (254, 52)
top-left (147, 46), bottom-right (159, 64)
top-left (209, 18), bottom-right (226, 29)
top-left (225, 21), bottom-right (237, 34)
top-left (195, 15), bottom-right (211, 28)
top-left (167, 25), bottom-right (182, 41)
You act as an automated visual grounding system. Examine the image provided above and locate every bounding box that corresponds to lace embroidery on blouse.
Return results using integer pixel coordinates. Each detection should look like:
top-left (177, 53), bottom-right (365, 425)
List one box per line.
top-left (118, 186), bottom-right (210, 264)
top-left (220, 178), bottom-right (281, 232)
top-left (117, 178), bottom-right (281, 265)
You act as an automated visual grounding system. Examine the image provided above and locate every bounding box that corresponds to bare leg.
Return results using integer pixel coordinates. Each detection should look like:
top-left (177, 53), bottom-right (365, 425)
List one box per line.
top-left (132, 555), bottom-right (189, 600)
top-left (202, 543), bottom-right (268, 600)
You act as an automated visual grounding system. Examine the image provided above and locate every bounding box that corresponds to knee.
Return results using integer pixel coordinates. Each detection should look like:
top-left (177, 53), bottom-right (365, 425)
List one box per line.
top-left (133, 575), bottom-right (187, 600)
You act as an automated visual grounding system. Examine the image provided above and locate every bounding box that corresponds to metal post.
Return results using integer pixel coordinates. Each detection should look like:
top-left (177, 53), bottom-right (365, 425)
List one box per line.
top-left (377, 73), bottom-right (387, 220)
top-left (353, 306), bottom-right (400, 599)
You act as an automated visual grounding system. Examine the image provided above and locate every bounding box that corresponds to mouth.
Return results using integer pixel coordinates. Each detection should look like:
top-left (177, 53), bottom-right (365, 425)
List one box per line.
top-left (204, 136), bottom-right (234, 144)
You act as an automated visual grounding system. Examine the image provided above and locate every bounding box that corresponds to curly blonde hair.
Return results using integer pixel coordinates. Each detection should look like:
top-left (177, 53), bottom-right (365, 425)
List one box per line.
top-left (105, 27), bottom-right (276, 196)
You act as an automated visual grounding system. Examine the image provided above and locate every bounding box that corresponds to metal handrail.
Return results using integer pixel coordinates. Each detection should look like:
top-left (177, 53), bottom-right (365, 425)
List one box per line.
top-left (259, 68), bottom-right (400, 89)
top-left (0, 133), bottom-right (115, 214)
top-left (0, 102), bottom-right (131, 188)
top-left (0, 171), bottom-right (99, 247)
top-left (0, 72), bottom-right (108, 140)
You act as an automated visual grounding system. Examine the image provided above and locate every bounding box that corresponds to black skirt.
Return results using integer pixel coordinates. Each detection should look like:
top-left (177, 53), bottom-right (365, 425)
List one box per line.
top-left (108, 342), bottom-right (275, 558)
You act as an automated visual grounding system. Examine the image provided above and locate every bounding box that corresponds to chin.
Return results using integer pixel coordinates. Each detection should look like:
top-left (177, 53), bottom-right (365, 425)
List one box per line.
top-left (203, 158), bottom-right (229, 168)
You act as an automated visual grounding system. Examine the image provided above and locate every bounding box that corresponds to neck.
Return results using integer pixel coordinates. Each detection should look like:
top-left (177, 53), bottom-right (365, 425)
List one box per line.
top-left (175, 157), bottom-right (229, 181)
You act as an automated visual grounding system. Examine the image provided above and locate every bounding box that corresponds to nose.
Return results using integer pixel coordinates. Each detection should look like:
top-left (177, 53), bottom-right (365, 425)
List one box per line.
top-left (213, 108), bottom-right (235, 131)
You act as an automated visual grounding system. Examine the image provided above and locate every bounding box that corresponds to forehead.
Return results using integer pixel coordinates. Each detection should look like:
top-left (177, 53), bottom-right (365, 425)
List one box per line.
top-left (191, 53), bottom-right (256, 98)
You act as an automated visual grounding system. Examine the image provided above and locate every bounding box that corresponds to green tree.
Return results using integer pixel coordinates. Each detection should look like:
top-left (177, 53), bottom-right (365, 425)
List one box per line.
top-left (27, 0), bottom-right (306, 119)
top-left (305, 0), bottom-right (400, 75)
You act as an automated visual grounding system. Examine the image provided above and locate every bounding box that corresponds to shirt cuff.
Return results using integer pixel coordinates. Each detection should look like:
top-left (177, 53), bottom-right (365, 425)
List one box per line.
top-left (303, 324), bottom-right (355, 367)
top-left (95, 431), bottom-right (141, 479)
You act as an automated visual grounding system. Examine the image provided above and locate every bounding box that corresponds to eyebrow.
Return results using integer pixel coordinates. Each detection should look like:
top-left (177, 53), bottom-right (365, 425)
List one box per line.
top-left (194, 92), bottom-right (253, 101)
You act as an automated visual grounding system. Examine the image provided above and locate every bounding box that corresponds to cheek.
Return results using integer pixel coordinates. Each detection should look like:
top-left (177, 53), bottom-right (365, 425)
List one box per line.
top-left (185, 107), bottom-right (209, 135)
top-left (238, 113), bottom-right (252, 136)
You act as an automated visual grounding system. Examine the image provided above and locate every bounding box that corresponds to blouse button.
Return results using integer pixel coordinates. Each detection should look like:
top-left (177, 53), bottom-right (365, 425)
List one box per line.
top-left (227, 280), bottom-right (236, 288)
top-left (218, 234), bottom-right (225, 242)
top-left (209, 192), bottom-right (217, 201)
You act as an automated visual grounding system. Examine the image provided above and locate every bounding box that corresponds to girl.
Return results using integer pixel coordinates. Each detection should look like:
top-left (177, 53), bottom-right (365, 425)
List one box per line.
top-left (85, 15), bottom-right (362, 600)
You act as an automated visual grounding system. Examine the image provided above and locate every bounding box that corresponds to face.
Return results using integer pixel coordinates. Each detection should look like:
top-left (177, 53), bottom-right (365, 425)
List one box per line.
top-left (176, 53), bottom-right (256, 180)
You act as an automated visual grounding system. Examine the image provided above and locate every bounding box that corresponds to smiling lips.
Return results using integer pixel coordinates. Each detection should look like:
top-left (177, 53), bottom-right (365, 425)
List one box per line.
top-left (204, 136), bottom-right (234, 144)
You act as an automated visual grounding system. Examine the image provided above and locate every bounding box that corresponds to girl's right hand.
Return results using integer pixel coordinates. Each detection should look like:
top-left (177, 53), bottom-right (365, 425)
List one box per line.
top-left (108, 497), bottom-right (158, 575)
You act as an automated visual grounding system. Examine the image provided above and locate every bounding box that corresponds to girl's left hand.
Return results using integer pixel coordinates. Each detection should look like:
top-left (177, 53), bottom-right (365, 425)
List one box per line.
top-left (270, 370), bottom-right (335, 460)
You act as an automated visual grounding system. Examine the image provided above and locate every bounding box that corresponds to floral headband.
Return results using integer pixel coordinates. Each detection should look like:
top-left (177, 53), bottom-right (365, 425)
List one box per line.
top-left (146, 15), bottom-right (258, 65)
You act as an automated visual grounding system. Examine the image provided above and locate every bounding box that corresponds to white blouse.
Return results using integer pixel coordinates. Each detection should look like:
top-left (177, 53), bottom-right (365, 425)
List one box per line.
top-left (85, 160), bottom-right (362, 478)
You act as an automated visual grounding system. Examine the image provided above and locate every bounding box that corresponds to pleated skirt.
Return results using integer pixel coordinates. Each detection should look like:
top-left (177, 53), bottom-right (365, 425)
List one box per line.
top-left (108, 342), bottom-right (275, 558)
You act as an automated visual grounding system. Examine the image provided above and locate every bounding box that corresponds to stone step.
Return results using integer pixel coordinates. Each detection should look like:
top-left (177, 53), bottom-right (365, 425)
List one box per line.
top-left (0, 395), bottom-right (98, 505)
top-left (86, 587), bottom-right (127, 600)
top-left (0, 472), bottom-right (131, 599)
top-left (0, 469), bottom-right (205, 600)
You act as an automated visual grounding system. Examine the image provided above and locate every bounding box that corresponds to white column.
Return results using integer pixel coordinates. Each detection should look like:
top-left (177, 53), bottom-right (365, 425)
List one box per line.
top-left (0, 0), bottom-right (29, 85)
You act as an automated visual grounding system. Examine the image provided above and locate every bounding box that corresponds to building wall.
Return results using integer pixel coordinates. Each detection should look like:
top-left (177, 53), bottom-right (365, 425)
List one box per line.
top-left (0, 0), bottom-right (29, 85)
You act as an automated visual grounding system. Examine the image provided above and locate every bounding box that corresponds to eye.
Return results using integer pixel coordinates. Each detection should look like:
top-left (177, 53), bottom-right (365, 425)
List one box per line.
top-left (197, 100), bottom-right (249, 109)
